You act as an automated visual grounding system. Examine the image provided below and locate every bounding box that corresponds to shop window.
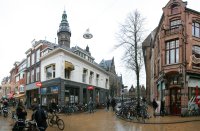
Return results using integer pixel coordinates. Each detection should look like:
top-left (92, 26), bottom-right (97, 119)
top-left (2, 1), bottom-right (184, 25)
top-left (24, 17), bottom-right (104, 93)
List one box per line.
top-left (165, 39), bottom-right (179, 64)
top-left (45, 64), bottom-right (55, 80)
top-left (192, 22), bottom-right (200, 38)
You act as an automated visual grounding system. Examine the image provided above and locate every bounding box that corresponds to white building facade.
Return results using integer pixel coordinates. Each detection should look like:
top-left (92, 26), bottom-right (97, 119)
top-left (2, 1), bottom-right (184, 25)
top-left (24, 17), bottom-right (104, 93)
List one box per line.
top-left (40, 47), bottom-right (109, 106)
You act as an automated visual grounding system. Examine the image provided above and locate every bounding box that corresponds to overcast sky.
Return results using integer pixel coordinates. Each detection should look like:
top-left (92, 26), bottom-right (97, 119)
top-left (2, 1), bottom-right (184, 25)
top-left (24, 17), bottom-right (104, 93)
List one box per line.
top-left (0, 0), bottom-right (199, 88)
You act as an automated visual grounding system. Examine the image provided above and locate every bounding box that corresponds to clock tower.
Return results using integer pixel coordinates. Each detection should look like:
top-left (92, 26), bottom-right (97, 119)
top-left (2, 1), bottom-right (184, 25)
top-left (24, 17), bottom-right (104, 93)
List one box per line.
top-left (57, 10), bottom-right (71, 48)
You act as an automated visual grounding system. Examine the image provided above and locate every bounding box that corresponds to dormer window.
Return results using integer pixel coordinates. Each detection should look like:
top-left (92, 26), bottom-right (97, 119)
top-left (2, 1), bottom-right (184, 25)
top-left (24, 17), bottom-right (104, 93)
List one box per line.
top-left (171, 4), bottom-right (179, 15)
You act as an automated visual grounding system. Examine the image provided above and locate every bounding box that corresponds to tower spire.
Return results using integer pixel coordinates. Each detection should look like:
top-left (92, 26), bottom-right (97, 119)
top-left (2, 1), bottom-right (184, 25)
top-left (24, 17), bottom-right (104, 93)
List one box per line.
top-left (57, 10), bottom-right (71, 48)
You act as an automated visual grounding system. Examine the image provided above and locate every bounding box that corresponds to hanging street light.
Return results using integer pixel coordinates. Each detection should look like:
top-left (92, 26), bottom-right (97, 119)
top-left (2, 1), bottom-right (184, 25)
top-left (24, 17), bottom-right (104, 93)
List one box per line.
top-left (83, 28), bottom-right (93, 39)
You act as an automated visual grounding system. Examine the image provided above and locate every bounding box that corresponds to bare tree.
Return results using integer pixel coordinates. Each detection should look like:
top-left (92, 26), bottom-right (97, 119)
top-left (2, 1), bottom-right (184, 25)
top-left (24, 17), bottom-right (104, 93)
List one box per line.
top-left (115, 10), bottom-right (145, 105)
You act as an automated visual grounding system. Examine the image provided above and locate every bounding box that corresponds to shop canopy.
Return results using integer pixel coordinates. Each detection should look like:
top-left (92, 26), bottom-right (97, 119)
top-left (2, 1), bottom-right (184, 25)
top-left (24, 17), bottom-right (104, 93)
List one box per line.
top-left (65, 61), bottom-right (74, 70)
top-left (14, 93), bottom-right (25, 98)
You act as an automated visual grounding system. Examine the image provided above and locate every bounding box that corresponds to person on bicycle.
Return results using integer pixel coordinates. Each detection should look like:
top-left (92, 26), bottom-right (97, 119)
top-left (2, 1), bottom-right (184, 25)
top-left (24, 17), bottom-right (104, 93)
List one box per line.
top-left (32, 105), bottom-right (48, 131)
top-left (49, 99), bottom-right (58, 113)
top-left (12, 101), bottom-right (27, 131)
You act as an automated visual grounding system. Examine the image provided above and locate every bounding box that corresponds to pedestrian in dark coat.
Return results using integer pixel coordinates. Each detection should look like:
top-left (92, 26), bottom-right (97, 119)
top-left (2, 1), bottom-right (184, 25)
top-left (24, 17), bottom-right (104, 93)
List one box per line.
top-left (106, 98), bottom-right (110, 111)
top-left (32, 105), bottom-right (48, 131)
top-left (152, 98), bottom-right (158, 117)
top-left (111, 98), bottom-right (116, 111)
top-left (160, 100), bottom-right (165, 116)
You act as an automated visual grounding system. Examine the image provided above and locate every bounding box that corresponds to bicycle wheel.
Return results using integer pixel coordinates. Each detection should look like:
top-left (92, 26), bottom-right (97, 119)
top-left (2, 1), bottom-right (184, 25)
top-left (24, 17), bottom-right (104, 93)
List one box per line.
top-left (57, 119), bottom-right (65, 130)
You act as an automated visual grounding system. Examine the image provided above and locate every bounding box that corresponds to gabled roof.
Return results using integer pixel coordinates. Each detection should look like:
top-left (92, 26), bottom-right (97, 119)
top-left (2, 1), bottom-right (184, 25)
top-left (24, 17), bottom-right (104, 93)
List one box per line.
top-left (99, 59), bottom-right (112, 71)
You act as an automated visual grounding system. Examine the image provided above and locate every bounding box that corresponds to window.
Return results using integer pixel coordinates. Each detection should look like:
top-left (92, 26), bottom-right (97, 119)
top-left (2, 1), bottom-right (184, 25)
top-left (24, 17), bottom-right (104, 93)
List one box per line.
top-left (105, 79), bottom-right (108, 88)
top-left (96, 74), bottom-right (99, 86)
top-left (82, 69), bottom-right (87, 83)
top-left (192, 22), bottom-right (200, 38)
top-left (36, 67), bottom-right (40, 81)
top-left (89, 71), bottom-right (94, 84)
top-left (36, 49), bottom-right (40, 63)
top-left (16, 75), bottom-right (19, 82)
top-left (27, 56), bottom-right (30, 67)
top-left (26, 72), bottom-right (30, 84)
top-left (192, 45), bottom-right (200, 67)
top-left (31, 53), bottom-right (35, 65)
top-left (31, 69), bottom-right (34, 83)
top-left (171, 4), bottom-right (179, 14)
top-left (170, 19), bottom-right (181, 29)
top-left (165, 40), bottom-right (179, 64)
top-left (65, 69), bottom-right (70, 79)
top-left (19, 85), bottom-right (24, 92)
top-left (46, 64), bottom-right (55, 80)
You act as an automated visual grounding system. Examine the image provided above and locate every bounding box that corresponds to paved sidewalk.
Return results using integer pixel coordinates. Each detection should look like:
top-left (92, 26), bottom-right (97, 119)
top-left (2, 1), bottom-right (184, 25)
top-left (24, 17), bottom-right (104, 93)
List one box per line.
top-left (1, 108), bottom-right (200, 131)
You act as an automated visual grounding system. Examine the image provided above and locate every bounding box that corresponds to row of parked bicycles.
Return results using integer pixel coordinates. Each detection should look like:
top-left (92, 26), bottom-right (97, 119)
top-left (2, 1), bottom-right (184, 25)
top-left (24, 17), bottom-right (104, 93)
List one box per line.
top-left (115, 100), bottom-right (151, 123)
top-left (56, 103), bottom-right (106, 115)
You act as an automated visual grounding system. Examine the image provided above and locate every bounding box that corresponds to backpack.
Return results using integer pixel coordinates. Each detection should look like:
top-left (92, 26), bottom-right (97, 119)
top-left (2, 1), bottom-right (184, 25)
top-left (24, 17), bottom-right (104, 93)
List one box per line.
top-left (34, 108), bottom-right (47, 123)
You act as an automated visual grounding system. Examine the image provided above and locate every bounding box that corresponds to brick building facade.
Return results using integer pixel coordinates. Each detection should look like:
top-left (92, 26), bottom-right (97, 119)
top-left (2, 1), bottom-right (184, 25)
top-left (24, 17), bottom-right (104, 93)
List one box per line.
top-left (143, 0), bottom-right (200, 115)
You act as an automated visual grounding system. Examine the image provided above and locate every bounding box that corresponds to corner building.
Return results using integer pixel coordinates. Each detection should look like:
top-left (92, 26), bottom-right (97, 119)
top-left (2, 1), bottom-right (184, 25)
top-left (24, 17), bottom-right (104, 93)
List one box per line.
top-left (144, 0), bottom-right (200, 115)
top-left (38, 11), bottom-right (109, 107)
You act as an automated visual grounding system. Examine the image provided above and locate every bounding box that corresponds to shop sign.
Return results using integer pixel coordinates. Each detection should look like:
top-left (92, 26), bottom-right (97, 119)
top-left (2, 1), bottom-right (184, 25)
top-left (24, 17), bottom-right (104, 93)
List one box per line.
top-left (51, 86), bottom-right (59, 94)
top-left (87, 86), bottom-right (94, 90)
top-left (36, 82), bottom-right (42, 87)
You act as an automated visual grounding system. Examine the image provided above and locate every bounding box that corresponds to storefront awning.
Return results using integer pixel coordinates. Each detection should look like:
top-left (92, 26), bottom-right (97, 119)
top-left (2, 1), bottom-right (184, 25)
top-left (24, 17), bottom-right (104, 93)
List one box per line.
top-left (65, 61), bottom-right (74, 70)
top-left (14, 93), bottom-right (25, 98)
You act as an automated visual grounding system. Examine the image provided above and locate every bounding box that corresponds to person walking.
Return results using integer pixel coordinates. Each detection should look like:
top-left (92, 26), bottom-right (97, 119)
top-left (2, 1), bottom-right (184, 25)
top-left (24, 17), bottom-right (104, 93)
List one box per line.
top-left (160, 99), bottom-right (165, 116)
top-left (111, 98), bottom-right (116, 111)
top-left (88, 97), bottom-right (94, 113)
top-left (152, 98), bottom-right (158, 117)
top-left (106, 98), bottom-right (110, 111)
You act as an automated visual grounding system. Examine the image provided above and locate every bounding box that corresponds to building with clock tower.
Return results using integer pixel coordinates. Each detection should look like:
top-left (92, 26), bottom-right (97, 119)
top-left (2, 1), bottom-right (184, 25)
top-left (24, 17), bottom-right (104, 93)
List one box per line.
top-left (57, 10), bottom-right (71, 48)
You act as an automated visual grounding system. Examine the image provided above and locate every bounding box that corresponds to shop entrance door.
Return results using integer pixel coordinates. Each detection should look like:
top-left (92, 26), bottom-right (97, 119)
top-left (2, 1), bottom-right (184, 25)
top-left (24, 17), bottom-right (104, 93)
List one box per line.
top-left (170, 88), bottom-right (181, 115)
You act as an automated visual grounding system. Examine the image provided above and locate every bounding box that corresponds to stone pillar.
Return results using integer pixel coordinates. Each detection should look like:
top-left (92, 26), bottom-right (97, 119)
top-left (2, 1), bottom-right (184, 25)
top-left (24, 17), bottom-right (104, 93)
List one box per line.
top-left (60, 79), bottom-right (65, 106)
top-left (79, 86), bottom-right (83, 104)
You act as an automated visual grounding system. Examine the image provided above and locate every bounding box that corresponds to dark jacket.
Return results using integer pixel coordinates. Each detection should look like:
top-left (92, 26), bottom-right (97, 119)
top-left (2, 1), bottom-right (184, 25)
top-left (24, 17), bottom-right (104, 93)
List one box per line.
top-left (16, 106), bottom-right (27, 120)
top-left (152, 100), bottom-right (158, 109)
top-left (33, 107), bottom-right (48, 129)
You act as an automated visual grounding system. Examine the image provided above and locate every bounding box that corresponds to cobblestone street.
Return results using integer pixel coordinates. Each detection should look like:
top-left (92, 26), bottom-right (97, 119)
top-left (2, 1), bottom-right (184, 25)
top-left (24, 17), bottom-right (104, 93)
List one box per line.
top-left (1, 109), bottom-right (200, 131)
